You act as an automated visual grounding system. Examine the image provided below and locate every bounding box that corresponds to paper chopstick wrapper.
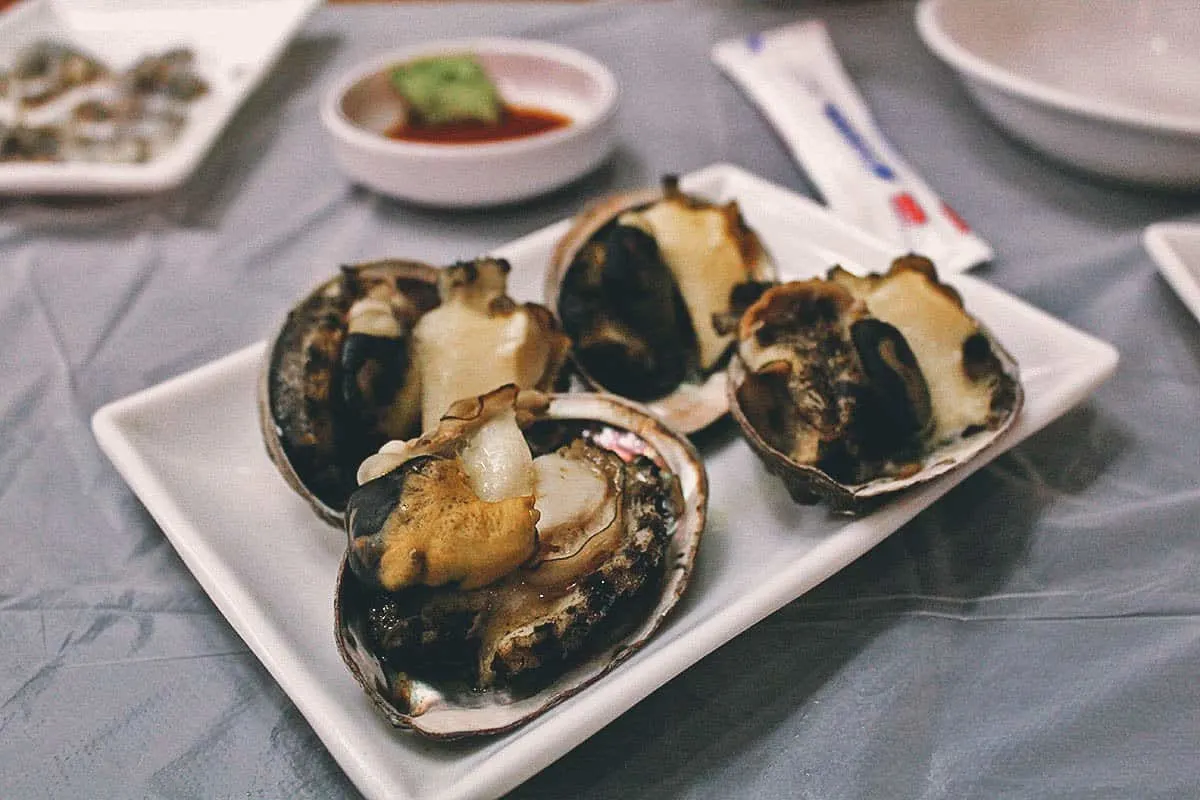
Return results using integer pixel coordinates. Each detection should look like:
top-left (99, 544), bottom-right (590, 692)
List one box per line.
top-left (712, 21), bottom-right (992, 273)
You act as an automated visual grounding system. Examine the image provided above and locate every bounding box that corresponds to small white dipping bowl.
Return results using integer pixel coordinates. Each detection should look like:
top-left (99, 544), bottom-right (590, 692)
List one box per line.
top-left (321, 38), bottom-right (619, 207)
top-left (916, 0), bottom-right (1200, 188)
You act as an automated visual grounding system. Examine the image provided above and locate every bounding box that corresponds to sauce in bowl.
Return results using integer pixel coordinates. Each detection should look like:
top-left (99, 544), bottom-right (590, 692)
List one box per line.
top-left (386, 105), bottom-right (571, 145)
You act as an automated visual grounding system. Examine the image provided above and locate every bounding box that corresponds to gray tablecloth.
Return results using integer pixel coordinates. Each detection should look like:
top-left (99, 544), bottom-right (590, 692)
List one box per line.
top-left (4, 1), bottom-right (1199, 797)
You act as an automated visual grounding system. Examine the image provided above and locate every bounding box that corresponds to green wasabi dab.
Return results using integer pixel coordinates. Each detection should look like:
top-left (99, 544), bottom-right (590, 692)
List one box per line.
top-left (389, 54), bottom-right (502, 126)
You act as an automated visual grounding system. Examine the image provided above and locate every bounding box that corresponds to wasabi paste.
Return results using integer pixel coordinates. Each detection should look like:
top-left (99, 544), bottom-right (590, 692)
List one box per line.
top-left (390, 55), bottom-right (503, 126)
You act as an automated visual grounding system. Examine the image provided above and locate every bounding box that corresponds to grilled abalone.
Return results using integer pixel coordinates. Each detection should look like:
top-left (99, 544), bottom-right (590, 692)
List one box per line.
top-left (728, 255), bottom-right (1022, 512)
top-left (260, 257), bottom-right (569, 524)
top-left (335, 385), bottom-right (707, 738)
top-left (548, 175), bottom-right (775, 433)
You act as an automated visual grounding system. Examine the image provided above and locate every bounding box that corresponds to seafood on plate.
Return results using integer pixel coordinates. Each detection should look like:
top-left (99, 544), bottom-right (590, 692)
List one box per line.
top-left (260, 258), bottom-right (570, 523)
top-left (727, 255), bottom-right (1022, 512)
top-left (0, 41), bottom-right (208, 164)
top-left (4, 40), bottom-right (107, 109)
top-left (124, 47), bottom-right (208, 102)
top-left (335, 384), bottom-right (707, 738)
top-left (0, 123), bottom-right (59, 162)
top-left (547, 175), bottom-right (776, 433)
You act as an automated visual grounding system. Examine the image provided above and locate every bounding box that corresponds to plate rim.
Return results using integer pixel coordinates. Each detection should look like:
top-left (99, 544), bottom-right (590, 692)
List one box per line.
top-left (1144, 221), bottom-right (1200, 324)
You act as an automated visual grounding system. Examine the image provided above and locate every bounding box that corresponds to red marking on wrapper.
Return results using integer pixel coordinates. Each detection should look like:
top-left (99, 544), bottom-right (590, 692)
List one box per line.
top-left (891, 192), bottom-right (927, 225)
top-left (941, 201), bottom-right (972, 233)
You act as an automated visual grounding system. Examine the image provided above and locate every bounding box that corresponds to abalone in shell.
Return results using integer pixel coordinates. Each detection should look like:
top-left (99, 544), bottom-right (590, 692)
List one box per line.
top-left (547, 175), bottom-right (775, 433)
top-left (728, 255), bottom-right (1022, 512)
top-left (335, 385), bottom-right (707, 738)
top-left (260, 257), bottom-right (569, 524)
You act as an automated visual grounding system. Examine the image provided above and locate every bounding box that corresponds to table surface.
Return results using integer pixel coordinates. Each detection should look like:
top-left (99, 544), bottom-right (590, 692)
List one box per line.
top-left (4, 2), bottom-right (1199, 798)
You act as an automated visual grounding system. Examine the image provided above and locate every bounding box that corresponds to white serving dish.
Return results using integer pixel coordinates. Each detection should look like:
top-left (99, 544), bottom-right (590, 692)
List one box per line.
top-left (0, 0), bottom-right (320, 195)
top-left (91, 164), bottom-right (1119, 800)
top-left (916, 0), bottom-right (1200, 188)
top-left (320, 38), bottom-right (619, 208)
top-left (1144, 222), bottom-right (1200, 323)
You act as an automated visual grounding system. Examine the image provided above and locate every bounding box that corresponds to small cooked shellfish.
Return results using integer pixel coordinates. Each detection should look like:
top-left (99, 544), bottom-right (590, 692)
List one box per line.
top-left (547, 175), bottom-right (775, 433)
top-left (124, 47), bottom-right (208, 102)
top-left (1, 43), bottom-right (206, 164)
top-left (335, 385), bottom-right (707, 738)
top-left (8, 40), bottom-right (107, 108)
top-left (728, 255), bottom-right (1022, 512)
top-left (260, 257), bottom-right (569, 524)
top-left (0, 124), bottom-right (61, 162)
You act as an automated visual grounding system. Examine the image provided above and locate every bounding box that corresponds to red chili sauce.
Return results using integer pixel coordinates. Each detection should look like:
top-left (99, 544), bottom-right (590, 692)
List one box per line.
top-left (387, 105), bottom-right (571, 145)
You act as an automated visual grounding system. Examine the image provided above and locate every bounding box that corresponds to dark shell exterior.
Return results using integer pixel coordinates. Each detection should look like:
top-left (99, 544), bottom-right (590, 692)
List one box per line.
top-left (334, 391), bottom-right (708, 739)
top-left (258, 259), bottom-right (440, 526)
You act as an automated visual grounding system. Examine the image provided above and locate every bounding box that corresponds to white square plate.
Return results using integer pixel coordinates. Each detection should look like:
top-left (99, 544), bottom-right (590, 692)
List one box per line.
top-left (1144, 222), bottom-right (1200, 324)
top-left (92, 164), bottom-right (1119, 800)
top-left (0, 0), bottom-right (320, 195)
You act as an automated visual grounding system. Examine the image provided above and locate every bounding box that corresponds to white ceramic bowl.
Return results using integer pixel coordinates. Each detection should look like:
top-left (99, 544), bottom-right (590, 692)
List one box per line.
top-left (916, 0), bottom-right (1200, 188)
top-left (320, 38), bottom-right (619, 207)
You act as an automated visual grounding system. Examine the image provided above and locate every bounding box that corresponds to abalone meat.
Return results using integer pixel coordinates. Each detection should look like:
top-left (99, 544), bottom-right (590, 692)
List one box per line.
top-left (727, 255), bottom-right (1022, 512)
top-left (260, 257), bottom-right (570, 524)
top-left (548, 175), bottom-right (775, 433)
top-left (335, 384), bottom-right (707, 738)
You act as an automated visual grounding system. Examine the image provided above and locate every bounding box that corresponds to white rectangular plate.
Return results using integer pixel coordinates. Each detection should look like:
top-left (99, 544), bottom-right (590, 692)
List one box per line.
top-left (0, 0), bottom-right (320, 195)
top-left (92, 164), bottom-right (1119, 800)
top-left (1144, 222), bottom-right (1200, 324)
